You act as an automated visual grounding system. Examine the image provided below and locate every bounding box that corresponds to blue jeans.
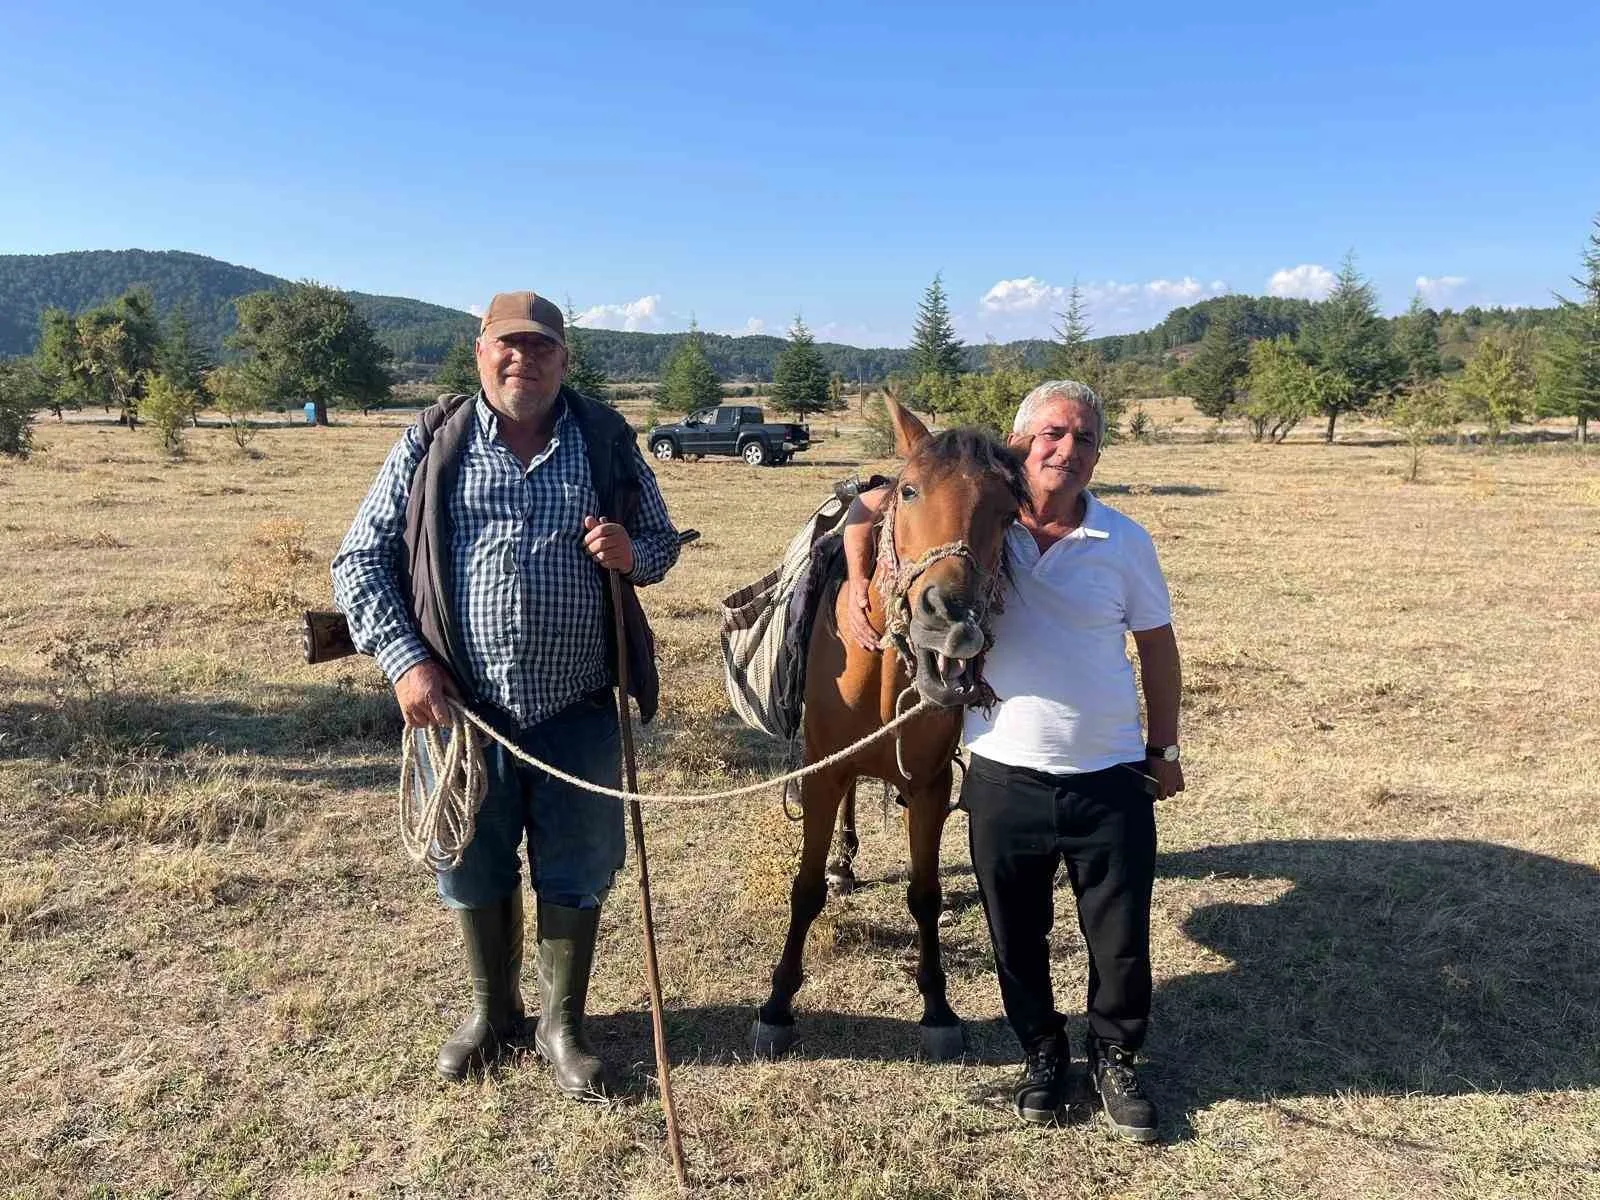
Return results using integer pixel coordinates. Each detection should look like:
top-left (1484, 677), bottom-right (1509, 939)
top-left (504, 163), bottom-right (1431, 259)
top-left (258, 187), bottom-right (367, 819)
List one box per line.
top-left (414, 690), bottom-right (626, 911)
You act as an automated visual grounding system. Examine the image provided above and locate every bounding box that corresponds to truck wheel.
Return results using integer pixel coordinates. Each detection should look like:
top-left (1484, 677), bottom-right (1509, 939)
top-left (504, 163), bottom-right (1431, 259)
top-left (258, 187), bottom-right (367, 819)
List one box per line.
top-left (651, 438), bottom-right (678, 462)
top-left (742, 440), bottom-right (769, 466)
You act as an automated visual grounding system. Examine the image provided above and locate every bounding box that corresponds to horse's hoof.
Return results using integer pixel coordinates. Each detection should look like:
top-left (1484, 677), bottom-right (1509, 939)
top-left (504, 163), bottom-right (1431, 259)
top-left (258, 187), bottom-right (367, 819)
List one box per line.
top-left (750, 1018), bottom-right (796, 1060)
top-left (919, 1022), bottom-right (966, 1062)
top-left (826, 868), bottom-right (856, 897)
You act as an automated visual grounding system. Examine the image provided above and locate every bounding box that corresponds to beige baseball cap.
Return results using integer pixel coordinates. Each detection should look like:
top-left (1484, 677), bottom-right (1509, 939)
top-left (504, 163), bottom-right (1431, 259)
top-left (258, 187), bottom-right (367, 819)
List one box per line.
top-left (480, 291), bottom-right (565, 347)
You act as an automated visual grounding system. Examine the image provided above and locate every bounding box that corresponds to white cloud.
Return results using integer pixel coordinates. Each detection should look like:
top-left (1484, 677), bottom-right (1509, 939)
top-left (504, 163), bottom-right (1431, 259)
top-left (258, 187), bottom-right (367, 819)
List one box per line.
top-left (977, 274), bottom-right (1230, 338)
top-left (573, 295), bottom-right (667, 332)
top-left (468, 303), bottom-right (485, 318)
top-left (981, 276), bottom-right (1066, 313)
top-left (1267, 264), bottom-right (1336, 300)
top-left (1415, 274), bottom-right (1468, 305)
top-left (733, 317), bottom-right (766, 336)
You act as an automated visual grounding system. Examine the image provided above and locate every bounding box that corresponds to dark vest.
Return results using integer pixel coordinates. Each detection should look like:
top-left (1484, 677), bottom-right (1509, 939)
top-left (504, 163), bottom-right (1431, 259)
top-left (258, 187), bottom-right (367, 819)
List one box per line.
top-left (400, 386), bottom-right (661, 725)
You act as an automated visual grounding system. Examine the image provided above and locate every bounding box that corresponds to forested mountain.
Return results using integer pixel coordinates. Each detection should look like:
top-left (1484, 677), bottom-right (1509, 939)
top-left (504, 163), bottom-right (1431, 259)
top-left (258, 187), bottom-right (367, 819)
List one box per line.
top-left (0, 249), bottom-right (1562, 383)
top-left (0, 250), bottom-right (478, 363)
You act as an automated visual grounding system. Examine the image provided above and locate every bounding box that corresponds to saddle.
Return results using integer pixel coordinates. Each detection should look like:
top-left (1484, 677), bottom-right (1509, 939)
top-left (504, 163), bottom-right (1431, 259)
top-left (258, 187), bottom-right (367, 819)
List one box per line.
top-left (720, 476), bottom-right (888, 740)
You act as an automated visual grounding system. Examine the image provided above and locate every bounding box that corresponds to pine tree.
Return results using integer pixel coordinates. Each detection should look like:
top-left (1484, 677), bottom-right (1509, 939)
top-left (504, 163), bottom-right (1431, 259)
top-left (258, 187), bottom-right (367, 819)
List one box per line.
top-left (1394, 294), bottom-right (1443, 384)
top-left (1051, 283), bottom-right (1096, 379)
top-left (1299, 253), bottom-right (1404, 441)
top-left (563, 300), bottom-right (611, 403)
top-left (433, 336), bottom-right (481, 394)
top-left (1453, 328), bottom-right (1536, 444)
top-left (909, 273), bottom-right (964, 412)
top-left (1538, 214), bottom-right (1600, 444)
top-left (0, 356), bottom-right (50, 457)
top-left (660, 320), bottom-right (722, 415)
top-left (159, 305), bottom-right (214, 424)
top-left (1174, 297), bottom-right (1250, 419)
top-left (1049, 283), bottom-right (1125, 437)
top-left (772, 317), bottom-right (832, 416)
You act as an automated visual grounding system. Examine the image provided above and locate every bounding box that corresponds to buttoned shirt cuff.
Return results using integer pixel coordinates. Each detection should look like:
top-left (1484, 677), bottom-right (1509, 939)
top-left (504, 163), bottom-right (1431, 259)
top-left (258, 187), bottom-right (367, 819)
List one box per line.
top-left (375, 635), bottom-right (433, 687)
top-left (625, 535), bottom-right (676, 586)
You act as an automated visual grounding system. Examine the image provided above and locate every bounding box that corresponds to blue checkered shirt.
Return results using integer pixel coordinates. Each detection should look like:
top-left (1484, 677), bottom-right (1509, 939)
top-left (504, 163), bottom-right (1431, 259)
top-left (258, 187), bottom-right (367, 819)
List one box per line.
top-left (331, 396), bottom-right (679, 728)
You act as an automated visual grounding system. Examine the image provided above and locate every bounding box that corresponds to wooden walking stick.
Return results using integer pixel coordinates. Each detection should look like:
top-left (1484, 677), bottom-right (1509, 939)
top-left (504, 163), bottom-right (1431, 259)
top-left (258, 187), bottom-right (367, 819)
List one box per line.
top-left (607, 567), bottom-right (689, 1191)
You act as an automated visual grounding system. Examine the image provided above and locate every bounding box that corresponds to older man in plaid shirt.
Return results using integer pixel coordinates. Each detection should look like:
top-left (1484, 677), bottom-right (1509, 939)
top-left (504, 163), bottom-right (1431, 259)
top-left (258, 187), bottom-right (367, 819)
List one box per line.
top-left (332, 291), bottom-right (680, 1097)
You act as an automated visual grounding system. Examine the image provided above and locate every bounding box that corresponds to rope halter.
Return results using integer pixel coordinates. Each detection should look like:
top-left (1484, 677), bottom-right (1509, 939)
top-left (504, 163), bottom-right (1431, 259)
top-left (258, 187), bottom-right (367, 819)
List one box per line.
top-left (872, 485), bottom-right (1008, 709)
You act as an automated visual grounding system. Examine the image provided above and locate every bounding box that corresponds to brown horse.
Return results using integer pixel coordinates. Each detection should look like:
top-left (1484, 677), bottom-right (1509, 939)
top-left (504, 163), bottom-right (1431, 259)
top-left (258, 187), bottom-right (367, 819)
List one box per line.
top-left (751, 394), bottom-right (1029, 1060)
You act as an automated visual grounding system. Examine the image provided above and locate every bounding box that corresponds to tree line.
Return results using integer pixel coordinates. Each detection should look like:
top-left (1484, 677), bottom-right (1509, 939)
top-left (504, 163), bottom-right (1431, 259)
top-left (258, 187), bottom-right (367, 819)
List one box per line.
top-left (874, 222), bottom-right (1600, 452)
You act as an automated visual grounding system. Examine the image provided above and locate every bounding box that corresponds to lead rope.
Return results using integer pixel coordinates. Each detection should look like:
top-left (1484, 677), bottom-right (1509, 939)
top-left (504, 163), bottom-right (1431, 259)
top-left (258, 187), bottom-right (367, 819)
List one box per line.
top-left (396, 691), bottom-right (938, 870)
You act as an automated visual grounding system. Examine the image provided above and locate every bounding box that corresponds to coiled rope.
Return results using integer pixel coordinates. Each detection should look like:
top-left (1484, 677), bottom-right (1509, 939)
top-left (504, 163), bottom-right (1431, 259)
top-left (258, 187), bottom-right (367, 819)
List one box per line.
top-left (398, 692), bottom-right (941, 871)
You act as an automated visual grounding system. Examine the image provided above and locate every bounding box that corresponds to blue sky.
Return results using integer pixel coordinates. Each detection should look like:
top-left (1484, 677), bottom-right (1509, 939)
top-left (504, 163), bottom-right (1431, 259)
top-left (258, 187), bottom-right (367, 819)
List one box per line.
top-left (3, 1), bottom-right (1597, 346)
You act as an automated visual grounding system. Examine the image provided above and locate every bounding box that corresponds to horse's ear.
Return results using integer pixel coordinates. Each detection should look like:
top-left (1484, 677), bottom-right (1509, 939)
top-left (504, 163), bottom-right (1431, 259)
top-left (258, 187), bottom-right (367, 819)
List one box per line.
top-left (882, 386), bottom-right (931, 459)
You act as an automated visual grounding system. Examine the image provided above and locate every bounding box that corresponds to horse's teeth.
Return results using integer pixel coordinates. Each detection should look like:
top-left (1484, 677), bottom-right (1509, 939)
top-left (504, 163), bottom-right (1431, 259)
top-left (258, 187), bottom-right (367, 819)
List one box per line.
top-left (936, 652), bottom-right (949, 676)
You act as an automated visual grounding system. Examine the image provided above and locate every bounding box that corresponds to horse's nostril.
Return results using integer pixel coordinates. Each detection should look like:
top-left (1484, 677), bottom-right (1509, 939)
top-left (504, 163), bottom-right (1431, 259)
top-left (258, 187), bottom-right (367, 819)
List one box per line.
top-left (918, 585), bottom-right (969, 624)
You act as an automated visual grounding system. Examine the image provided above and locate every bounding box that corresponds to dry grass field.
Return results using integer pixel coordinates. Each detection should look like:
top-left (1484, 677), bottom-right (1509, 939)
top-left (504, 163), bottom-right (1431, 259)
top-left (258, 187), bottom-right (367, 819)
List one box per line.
top-left (2, 403), bottom-right (1598, 1199)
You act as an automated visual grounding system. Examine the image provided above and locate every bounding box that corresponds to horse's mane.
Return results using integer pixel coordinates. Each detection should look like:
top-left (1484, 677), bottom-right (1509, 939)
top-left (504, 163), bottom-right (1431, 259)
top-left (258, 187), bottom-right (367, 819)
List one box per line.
top-left (906, 427), bottom-right (1033, 517)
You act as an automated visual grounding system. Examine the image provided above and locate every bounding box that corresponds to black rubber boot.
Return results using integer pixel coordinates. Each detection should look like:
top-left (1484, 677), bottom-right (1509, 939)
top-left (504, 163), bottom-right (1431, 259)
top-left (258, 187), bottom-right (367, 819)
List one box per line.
top-left (1091, 1037), bottom-right (1159, 1143)
top-left (436, 890), bottom-right (527, 1081)
top-left (1013, 1033), bottom-right (1072, 1125)
top-left (534, 899), bottom-right (613, 1100)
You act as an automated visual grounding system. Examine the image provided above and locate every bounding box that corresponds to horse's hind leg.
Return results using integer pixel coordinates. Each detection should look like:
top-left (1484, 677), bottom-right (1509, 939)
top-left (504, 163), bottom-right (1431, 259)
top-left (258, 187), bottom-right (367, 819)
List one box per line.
top-left (753, 771), bottom-right (847, 1059)
top-left (906, 766), bottom-right (965, 1061)
top-left (826, 780), bottom-right (860, 896)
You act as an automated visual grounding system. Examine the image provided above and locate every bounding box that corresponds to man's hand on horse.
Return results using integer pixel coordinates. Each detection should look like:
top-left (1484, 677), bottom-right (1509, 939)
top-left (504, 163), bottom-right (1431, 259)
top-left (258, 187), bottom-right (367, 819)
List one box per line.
top-left (583, 515), bottom-right (635, 575)
top-left (396, 660), bottom-right (459, 728)
top-left (846, 577), bottom-right (880, 652)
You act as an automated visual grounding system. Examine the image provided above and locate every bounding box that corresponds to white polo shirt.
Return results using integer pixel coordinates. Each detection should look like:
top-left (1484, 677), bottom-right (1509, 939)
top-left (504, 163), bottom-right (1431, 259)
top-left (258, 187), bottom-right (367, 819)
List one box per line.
top-left (964, 492), bottom-right (1172, 774)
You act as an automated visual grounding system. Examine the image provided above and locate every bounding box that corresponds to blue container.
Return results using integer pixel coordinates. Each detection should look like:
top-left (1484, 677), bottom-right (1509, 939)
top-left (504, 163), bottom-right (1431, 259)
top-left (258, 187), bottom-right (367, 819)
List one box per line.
top-left (304, 401), bottom-right (317, 425)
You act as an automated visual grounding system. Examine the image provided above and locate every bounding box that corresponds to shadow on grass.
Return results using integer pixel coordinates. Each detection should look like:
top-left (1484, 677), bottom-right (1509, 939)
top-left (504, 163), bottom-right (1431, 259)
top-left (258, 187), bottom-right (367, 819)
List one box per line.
top-left (1151, 838), bottom-right (1600, 1138)
top-left (585, 1004), bottom-right (1018, 1089)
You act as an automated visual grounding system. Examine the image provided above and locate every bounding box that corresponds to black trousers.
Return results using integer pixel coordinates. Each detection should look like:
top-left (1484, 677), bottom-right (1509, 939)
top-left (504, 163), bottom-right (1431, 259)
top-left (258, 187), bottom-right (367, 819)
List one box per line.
top-left (961, 754), bottom-right (1157, 1053)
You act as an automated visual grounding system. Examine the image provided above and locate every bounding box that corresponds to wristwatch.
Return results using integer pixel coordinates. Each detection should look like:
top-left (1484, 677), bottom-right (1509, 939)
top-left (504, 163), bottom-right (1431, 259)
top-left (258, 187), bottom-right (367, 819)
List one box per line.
top-left (1146, 744), bottom-right (1180, 763)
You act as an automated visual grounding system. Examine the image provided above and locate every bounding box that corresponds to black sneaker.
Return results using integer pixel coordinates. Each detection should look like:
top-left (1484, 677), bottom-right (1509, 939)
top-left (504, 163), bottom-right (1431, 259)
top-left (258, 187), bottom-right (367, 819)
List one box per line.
top-left (1091, 1041), bottom-right (1158, 1142)
top-left (1013, 1037), bottom-right (1071, 1125)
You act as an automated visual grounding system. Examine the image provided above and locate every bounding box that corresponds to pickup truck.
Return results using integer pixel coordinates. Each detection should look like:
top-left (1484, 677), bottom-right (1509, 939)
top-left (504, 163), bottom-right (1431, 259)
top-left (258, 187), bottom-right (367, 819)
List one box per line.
top-left (646, 405), bottom-right (810, 466)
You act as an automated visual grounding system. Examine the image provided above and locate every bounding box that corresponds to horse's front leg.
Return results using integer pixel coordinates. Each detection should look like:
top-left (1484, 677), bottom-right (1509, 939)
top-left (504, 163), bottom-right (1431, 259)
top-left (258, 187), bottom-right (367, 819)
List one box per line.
top-left (826, 779), bottom-right (860, 896)
top-left (905, 765), bottom-right (965, 1061)
top-left (752, 770), bottom-right (847, 1058)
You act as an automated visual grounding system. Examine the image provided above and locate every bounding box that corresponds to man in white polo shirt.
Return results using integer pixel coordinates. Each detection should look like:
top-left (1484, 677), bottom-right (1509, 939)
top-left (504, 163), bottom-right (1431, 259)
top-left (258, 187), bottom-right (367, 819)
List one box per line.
top-left (961, 379), bottom-right (1183, 1140)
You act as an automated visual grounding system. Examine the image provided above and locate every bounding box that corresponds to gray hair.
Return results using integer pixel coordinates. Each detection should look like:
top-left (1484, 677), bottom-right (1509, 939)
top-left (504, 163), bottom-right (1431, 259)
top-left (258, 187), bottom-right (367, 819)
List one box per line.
top-left (1012, 379), bottom-right (1105, 443)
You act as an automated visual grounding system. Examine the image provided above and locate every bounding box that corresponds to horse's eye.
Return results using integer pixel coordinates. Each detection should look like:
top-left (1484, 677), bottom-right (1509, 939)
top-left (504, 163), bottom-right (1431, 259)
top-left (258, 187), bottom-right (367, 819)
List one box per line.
top-left (899, 483), bottom-right (919, 501)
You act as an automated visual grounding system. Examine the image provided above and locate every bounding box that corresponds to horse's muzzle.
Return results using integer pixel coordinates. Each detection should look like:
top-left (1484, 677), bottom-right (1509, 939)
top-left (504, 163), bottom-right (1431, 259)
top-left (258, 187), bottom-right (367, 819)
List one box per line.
top-left (909, 619), bottom-right (987, 707)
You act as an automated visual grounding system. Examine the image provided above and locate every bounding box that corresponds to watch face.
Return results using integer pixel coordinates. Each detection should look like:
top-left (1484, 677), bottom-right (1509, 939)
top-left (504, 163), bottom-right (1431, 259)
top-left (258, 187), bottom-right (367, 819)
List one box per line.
top-left (1164, 746), bottom-right (1180, 762)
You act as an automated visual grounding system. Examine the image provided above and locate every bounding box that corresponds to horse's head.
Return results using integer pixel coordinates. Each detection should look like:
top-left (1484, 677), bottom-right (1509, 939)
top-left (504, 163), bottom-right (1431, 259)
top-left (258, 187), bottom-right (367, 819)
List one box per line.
top-left (878, 391), bottom-right (1030, 707)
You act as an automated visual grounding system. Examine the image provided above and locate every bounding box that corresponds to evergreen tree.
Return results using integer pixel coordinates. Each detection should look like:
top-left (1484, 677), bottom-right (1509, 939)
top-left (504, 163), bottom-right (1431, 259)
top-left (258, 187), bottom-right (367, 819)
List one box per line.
top-left (1048, 283), bottom-right (1125, 437)
top-left (1394, 294), bottom-right (1443, 384)
top-left (1452, 328), bottom-right (1536, 444)
top-left (659, 320), bottom-right (722, 415)
top-left (1051, 283), bottom-right (1096, 379)
top-left (908, 273), bottom-right (963, 411)
top-left (0, 356), bottom-right (49, 457)
top-left (1173, 296), bottom-right (1250, 419)
top-left (772, 317), bottom-right (832, 417)
top-left (433, 336), bottom-right (481, 394)
top-left (159, 304), bottom-right (214, 424)
top-left (141, 372), bottom-right (194, 455)
top-left (230, 281), bottom-right (393, 424)
top-left (1387, 379), bottom-right (1460, 481)
top-left (1538, 214), bottom-right (1600, 444)
top-left (1299, 253), bottom-right (1404, 441)
top-left (34, 307), bottom-right (85, 419)
top-left (563, 301), bottom-right (610, 403)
